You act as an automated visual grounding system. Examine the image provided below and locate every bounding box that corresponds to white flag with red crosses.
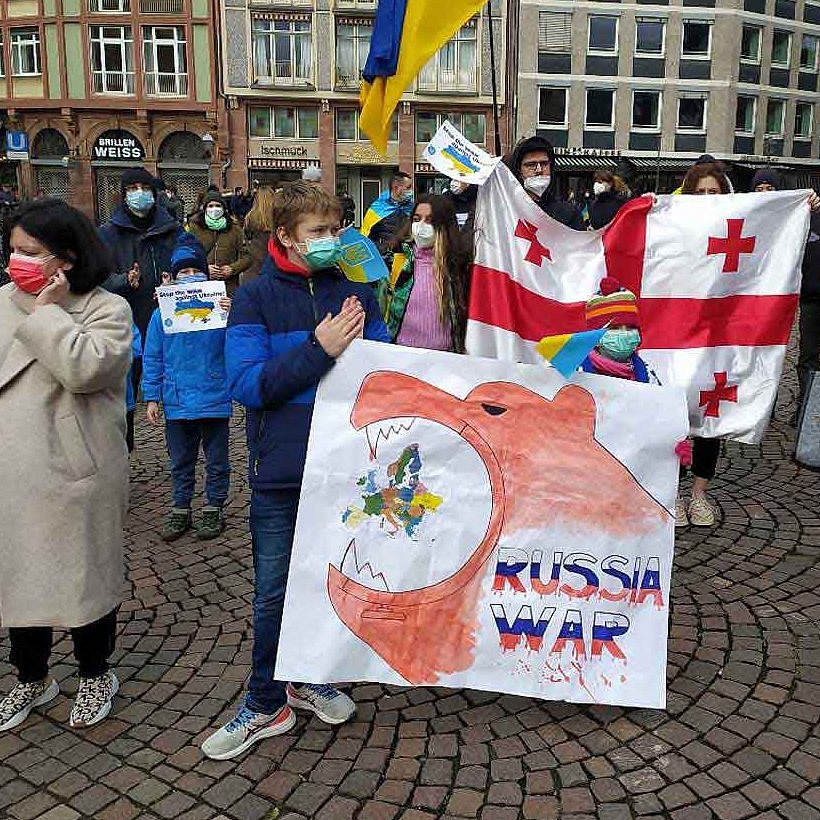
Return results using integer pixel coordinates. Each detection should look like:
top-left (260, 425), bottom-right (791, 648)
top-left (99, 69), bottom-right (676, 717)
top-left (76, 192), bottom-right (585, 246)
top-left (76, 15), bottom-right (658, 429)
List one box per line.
top-left (465, 163), bottom-right (811, 444)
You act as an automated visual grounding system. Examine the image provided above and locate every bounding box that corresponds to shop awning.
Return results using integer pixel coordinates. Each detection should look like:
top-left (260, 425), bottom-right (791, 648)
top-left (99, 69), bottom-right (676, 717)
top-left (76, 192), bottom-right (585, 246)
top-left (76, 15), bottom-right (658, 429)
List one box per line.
top-left (626, 158), bottom-right (695, 171)
top-left (553, 156), bottom-right (618, 170)
top-left (248, 158), bottom-right (315, 170)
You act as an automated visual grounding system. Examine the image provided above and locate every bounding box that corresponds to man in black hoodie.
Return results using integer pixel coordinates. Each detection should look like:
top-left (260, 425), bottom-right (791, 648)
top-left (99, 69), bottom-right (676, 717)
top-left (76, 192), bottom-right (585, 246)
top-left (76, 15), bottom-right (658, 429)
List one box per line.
top-left (504, 136), bottom-right (584, 230)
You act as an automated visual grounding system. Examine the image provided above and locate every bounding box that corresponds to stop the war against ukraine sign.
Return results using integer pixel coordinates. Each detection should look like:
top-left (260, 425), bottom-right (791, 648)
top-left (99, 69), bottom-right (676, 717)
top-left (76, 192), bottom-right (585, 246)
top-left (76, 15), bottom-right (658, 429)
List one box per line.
top-left (276, 342), bottom-right (688, 708)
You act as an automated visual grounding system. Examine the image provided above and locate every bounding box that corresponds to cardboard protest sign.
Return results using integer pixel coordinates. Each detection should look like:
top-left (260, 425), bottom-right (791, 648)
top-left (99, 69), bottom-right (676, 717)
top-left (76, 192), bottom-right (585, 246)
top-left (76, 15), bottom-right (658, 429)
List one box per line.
top-left (277, 342), bottom-right (688, 709)
top-left (157, 280), bottom-right (228, 334)
top-left (423, 121), bottom-right (501, 186)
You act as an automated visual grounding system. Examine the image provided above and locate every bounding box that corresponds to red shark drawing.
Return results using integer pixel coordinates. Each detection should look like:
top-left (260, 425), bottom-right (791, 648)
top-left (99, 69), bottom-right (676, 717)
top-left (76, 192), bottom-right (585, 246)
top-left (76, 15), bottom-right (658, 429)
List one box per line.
top-left (327, 372), bottom-right (670, 685)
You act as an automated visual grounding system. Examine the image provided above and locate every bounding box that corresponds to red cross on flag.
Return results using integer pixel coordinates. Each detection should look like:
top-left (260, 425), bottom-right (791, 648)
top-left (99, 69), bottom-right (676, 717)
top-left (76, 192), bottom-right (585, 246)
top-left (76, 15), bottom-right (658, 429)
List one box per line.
top-left (466, 164), bottom-right (811, 444)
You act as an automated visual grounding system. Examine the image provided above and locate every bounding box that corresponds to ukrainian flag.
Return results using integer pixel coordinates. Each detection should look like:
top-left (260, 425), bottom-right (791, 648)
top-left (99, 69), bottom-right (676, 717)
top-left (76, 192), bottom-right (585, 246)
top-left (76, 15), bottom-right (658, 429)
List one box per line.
top-left (360, 190), bottom-right (409, 238)
top-left (360, 0), bottom-right (488, 155)
top-left (536, 329), bottom-right (607, 379)
top-left (336, 227), bottom-right (389, 283)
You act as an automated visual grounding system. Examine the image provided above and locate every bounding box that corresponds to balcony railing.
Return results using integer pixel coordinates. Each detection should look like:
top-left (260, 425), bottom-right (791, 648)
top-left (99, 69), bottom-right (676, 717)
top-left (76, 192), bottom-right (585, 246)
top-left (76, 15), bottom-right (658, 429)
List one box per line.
top-left (335, 0), bottom-right (377, 7)
top-left (91, 70), bottom-right (135, 94)
top-left (335, 67), bottom-right (360, 89)
top-left (417, 66), bottom-right (478, 93)
top-left (144, 71), bottom-right (188, 95)
top-left (255, 60), bottom-right (312, 85)
top-left (88, 0), bottom-right (131, 11)
top-left (139, 0), bottom-right (184, 13)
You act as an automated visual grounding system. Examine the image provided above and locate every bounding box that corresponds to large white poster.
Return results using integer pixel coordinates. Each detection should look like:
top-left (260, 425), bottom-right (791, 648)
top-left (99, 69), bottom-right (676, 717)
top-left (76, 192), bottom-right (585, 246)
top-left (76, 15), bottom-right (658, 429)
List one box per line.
top-left (277, 342), bottom-right (688, 708)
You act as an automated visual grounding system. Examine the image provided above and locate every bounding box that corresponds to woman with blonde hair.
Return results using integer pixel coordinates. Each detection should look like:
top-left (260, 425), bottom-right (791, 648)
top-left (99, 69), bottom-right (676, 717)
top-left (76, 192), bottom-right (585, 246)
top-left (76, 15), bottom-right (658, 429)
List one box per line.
top-left (240, 185), bottom-right (276, 285)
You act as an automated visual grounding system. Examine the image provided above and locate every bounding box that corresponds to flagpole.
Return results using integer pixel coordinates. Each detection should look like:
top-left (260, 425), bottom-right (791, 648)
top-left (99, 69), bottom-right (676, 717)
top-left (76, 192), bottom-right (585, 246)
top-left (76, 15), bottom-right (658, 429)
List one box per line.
top-left (486, 1), bottom-right (502, 157)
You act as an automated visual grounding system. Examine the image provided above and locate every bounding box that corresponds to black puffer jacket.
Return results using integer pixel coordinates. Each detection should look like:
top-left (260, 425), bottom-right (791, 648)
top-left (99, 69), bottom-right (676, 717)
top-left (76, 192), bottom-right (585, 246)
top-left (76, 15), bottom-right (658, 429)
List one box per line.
top-left (588, 190), bottom-right (630, 229)
top-left (802, 210), bottom-right (820, 300)
top-left (504, 136), bottom-right (585, 231)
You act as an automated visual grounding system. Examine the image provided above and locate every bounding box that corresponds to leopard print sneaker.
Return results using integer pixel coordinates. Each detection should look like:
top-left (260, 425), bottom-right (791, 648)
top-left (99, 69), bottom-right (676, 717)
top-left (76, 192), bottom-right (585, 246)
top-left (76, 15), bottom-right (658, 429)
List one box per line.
top-left (0, 679), bottom-right (60, 732)
top-left (69, 672), bottom-right (119, 728)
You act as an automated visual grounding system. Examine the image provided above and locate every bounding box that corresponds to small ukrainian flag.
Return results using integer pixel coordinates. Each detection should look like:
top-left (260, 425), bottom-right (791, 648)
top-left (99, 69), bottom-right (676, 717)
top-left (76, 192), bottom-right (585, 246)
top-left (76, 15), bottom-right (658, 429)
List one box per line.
top-left (536, 329), bottom-right (607, 379)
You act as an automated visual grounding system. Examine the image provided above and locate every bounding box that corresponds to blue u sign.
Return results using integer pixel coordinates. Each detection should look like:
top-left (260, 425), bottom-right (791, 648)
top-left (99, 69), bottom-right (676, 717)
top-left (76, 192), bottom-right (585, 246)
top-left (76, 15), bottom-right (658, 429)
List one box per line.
top-left (6, 131), bottom-right (29, 154)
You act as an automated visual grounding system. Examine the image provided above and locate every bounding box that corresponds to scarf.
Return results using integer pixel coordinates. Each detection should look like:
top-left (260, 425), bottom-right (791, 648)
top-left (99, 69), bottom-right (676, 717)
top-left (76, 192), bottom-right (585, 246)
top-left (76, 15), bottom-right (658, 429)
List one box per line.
top-left (587, 349), bottom-right (636, 380)
top-left (268, 236), bottom-right (310, 278)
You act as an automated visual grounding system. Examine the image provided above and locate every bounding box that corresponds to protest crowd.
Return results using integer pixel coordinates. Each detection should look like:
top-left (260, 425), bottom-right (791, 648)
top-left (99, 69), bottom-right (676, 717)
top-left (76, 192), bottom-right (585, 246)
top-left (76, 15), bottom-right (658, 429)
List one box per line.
top-left (1, 129), bottom-right (819, 782)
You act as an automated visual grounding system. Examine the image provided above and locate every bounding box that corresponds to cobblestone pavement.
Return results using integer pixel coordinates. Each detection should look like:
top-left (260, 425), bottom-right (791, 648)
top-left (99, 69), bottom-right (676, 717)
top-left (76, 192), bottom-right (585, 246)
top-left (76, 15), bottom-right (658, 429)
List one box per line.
top-left (1, 365), bottom-right (819, 820)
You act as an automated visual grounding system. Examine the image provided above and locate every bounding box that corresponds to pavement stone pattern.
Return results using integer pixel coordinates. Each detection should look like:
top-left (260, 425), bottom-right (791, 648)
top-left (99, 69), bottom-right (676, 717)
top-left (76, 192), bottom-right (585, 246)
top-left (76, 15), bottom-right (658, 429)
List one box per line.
top-left (1, 359), bottom-right (819, 820)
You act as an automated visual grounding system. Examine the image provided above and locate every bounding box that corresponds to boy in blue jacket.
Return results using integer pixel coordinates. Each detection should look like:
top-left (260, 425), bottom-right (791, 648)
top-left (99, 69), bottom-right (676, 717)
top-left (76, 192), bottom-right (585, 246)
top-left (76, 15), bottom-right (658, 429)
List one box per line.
top-left (125, 322), bottom-right (142, 454)
top-left (202, 182), bottom-right (390, 760)
top-left (142, 239), bottom-right (232, 542)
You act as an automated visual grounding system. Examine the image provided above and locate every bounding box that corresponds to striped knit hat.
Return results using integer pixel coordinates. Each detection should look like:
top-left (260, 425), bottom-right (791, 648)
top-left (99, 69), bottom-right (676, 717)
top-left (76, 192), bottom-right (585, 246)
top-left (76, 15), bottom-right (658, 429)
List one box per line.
top-left (586, 277), bottom-right (640, 329)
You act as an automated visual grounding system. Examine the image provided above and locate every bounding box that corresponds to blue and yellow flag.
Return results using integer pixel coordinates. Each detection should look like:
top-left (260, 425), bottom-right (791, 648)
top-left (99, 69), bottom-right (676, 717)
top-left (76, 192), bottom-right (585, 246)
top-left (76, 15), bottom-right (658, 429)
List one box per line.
top-left (360, 0), bottom-right (487, 154)
top-left (360, 190), bottom-right (412, 238)
top-left (336, 227), bottom-right (389, 283)
top-left (536, 329), bottom-right (606, 379)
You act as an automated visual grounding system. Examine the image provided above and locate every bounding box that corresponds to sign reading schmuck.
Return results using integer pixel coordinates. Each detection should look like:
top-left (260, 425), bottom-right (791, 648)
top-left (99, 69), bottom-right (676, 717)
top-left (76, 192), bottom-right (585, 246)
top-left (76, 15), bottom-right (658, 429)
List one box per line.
top-left (276, 342), bottom-right (688, 709)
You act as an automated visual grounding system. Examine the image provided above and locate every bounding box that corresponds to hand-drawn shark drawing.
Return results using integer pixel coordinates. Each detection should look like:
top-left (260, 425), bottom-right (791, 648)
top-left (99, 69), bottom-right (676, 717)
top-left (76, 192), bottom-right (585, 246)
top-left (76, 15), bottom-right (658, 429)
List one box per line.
top-left (327, 372), bottom-right (670, 685)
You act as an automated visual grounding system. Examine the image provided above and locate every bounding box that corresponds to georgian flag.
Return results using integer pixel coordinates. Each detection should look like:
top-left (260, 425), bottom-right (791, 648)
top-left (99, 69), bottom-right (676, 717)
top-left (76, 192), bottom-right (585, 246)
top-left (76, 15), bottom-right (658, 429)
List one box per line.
top-left (466, 163), bottom-right (811, 444)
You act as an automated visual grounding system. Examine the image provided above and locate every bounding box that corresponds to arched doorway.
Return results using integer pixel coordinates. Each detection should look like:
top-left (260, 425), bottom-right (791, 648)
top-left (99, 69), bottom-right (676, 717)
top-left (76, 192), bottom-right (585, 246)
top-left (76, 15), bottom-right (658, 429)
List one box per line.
top-left (158, 131), bottom-right (210, 219)
top-left (31, 129), bottom-right (70, 201)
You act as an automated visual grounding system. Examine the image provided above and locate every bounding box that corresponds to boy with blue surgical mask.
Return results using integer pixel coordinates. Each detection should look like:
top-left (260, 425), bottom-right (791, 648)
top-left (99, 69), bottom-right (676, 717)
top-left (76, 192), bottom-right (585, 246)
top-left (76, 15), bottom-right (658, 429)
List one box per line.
top-left (141, 237), bottom-right (232, 542)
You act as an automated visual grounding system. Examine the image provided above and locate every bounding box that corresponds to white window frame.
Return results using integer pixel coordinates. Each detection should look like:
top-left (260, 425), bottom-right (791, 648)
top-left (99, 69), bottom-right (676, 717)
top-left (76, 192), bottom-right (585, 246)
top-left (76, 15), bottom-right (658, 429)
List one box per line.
top-left (585, 87), bottom-right (616, 129)
top-left (334, 19), bottom-right (371, 89)
top-left (538, 86), bottom-right (568, 127)
top-left (587, 15), bottom-right (619, 55)
top-left (539, 12), bottom-right (572, 55)
top-left (771, 30), bottom-right (792, 68)
top-left (10, 28), bottom-right (41, 76)
top-left (418, 19), bottom-right (478, 92)
top-left (338, 109), bottom-right (399, 142)
top-left (249, 106), bottom-right (319, 139)
top-left (251, 17), bottom-right (313, 86)
top-left (735, 95), bottom-right (757, 135)
top-left (90, 25), bottom-right (135, 95)
top-left (681, 19), bottom-right (713, 60)
top-left (635, 18), bottom-right (666, 58)
top-left (142, 26), bottom-right (187, 96)
top-left (677, 94), bottom-right (708, 133)
top-left (740, 24), bottom-right (762, 64)
top-left (765, 98), bottom-right (786, 135)
top-left (800, 34), bottom-right (819, 72)
top-left (631, 89), bottom-right (662, 131)
top-left (794, 102), bottom-right (813, 139)
top-left (89, 0), bottom-right (131, 11)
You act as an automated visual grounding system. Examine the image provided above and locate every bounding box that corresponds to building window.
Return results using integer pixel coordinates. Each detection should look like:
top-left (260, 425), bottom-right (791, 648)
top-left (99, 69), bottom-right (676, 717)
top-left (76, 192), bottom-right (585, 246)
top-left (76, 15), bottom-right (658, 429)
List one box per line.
top-left (635, 19), bottom-right (665, 56)
top-left (88, 0), bottom-right (131, 10)
top-left (735, 95), bottom-right (756, 133)
top-left (740, 25), bottom-right (761, 62)
top-left (418, 20), bottom-right (477, 92)
top-left (538, 12), bottom-right (572, 54)
top-left (765, 99), bottom-right (785, 134)
top-left (0, 34), bottom-right (4, 78)
top-left (632, 90), bottom-right (661, 130)
top-left (415, 111), bottom-right (484, 144)
top-left (588, 16), bottom-right (618, 54)
top-left (681, 20), bottom-right (712, 58)
top-left (771, 30), bottom-right (792, 67)
top-left (585, 88), bottom-right (615, 128)
top-left (11, 28), bottom-right (40, 76)
top-left (335, 20), bottom-right (371, 89)
top-left (795, 102), bottom-right (814, 138)
top-left (677, 95), bottom-right (706, 131)
top-left (90, 26), bottom-right (134, 93)
top-left (252, 17), bottom-right (312, 85)
top-left (800, 34), bottom-right (819, 71)
top-left (249, 106), bottom-right (319, 139)
top-left (143, 26), bottom-right (187, 95)
top-left (337, 109), bottom-right (398, 142)
top-left (538, 87), bottom-right (567, 126)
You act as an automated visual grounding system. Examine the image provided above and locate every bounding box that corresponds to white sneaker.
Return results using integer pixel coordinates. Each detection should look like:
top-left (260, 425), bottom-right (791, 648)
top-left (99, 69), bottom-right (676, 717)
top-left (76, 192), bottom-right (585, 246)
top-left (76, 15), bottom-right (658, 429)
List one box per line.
top-left (688, 495), bottom-right (716, 527)
top-left (675, 497), bottom-right (689, 528)
top-left (70, 671), bottom-right (119, 728)
top-left (287, 683), bottom-right (356, 725)
top-left (0, 679), bottom-right (59, 732)
top-left (201, 704), bottom-right (295, 760)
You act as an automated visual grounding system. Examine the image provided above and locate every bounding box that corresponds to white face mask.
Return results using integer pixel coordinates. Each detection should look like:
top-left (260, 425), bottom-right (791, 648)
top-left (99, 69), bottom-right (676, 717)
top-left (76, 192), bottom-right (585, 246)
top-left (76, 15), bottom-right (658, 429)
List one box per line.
top-left (206, 205), bottom-right (225, 219)
top-left (411, 221), bottom-right (436, 248)
top-left (593, 181), bottom-right (611, 196)
top-left (523, 175), bottom-right (551, 197)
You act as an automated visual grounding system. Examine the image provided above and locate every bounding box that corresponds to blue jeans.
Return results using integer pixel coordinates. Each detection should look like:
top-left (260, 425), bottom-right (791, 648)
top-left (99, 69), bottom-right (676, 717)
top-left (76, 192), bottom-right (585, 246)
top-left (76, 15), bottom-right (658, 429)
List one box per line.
top-left (165, 418), bottom-right (230, 508)
top-left (246, 488), bottom-right (303, 714)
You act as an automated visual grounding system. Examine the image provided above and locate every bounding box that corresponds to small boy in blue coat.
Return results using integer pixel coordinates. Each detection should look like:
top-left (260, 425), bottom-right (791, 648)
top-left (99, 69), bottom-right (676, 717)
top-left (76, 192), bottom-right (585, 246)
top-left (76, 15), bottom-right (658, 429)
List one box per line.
top-left (201, 182), bottom-right (390, 760)
top-left (142, 239), bottom-right (232, 542)
top-left (125, 322), bottom-right (142, 454)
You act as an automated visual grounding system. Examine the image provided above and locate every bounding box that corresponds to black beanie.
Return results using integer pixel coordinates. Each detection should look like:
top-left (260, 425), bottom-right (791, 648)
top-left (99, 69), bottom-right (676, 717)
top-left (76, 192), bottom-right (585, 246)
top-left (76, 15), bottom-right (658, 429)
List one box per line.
top-left (204, 191), bottom-right (226, 209)
top-left (751, 168), bottom-right (782, 190)
top-left (120, 167), bottom-right (157, 196)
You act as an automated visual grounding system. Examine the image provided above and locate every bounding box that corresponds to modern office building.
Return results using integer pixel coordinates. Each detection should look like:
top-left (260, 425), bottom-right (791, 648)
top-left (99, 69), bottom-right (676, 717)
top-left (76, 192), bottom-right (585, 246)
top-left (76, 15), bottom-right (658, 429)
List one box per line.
top-left (0, 0), bottom-right (225, 219)
top-left (510, 0), bottom-right (820, 193)
top-left (219, 0), bottom-right (509, 219)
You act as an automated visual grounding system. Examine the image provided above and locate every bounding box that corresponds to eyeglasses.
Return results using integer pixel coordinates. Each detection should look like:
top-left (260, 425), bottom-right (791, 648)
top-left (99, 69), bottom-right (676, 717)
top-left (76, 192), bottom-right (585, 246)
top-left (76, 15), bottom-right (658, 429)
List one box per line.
top-left (521, 160), bottom-right (551, 172)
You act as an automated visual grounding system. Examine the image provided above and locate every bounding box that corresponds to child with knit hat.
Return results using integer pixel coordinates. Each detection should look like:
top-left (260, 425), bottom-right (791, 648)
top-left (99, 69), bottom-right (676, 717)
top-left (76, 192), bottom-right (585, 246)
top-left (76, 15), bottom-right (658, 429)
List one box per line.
top-left (141, 236), bottom-right (233, 542)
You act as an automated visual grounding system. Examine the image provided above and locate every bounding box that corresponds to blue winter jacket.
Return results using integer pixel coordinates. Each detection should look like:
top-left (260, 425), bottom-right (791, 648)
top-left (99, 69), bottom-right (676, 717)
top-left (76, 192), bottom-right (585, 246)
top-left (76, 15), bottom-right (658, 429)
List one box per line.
top-left (126, 323), bottom-right (142, 412)
top-left (225, 257), bottom-right (390, 490)
top-left (141, 308), bottom-right (232, 420)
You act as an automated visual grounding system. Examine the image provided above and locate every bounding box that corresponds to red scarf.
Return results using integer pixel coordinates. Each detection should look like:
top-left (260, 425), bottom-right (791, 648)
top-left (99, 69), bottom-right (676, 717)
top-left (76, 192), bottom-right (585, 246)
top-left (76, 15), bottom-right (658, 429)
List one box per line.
top-left (268, 236), bottom-right (310, 278)
top-left (587, 349), bottom-right (636, 380)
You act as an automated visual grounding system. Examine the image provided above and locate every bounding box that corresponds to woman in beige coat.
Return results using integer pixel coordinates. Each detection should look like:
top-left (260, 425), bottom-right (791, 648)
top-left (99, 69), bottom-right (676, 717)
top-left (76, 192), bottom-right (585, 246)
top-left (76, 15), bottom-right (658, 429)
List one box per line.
top-left (0, 199), bottom-right (132, 733)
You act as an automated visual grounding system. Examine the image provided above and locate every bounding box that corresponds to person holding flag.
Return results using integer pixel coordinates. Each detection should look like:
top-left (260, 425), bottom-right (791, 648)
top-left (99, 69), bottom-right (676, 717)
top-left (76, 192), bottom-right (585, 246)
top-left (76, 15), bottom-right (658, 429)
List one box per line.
top-left (360, 172), bottom-right (414, 253)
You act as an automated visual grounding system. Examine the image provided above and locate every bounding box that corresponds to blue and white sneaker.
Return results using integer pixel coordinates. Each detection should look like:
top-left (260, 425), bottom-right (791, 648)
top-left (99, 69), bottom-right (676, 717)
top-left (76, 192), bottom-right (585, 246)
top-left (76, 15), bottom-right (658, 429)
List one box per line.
top-left (201, 703), bottom-right (295, 760)
top-left (286, 683), bottom-right (356, 725)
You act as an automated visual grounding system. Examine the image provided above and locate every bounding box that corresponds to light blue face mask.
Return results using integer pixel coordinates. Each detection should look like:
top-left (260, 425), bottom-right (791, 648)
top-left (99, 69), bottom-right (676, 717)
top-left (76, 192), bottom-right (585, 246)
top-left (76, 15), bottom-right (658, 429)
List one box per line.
top-left (125, 189), bottom-right (155, 214)
top-left (175, 271), bottom-right (208, 283)
top-left (300, 236), bottom-right (342, 271)
top-left (599, 328), bottom-right (641, 362)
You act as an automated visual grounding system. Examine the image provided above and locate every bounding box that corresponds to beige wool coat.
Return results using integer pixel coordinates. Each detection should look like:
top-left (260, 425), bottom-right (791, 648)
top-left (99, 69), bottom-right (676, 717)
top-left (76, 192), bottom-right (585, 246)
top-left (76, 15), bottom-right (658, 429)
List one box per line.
top-left (0, 283), bottom-right (132, 628)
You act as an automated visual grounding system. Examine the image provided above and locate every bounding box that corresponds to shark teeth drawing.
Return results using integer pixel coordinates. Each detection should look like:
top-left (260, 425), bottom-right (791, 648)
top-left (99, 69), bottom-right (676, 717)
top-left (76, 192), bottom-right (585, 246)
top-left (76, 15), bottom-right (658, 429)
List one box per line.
top-left (365, 416), bottom-right (416, 458)
top-left (339, 540), bottom-right (390, 592)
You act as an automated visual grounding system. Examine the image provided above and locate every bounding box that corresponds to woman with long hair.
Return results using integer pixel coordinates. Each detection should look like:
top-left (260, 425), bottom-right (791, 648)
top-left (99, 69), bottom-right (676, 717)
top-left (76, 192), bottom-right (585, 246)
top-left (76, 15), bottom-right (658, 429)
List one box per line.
top-left (240, 185), bottom-right (276, 286)
top-left (378, 194), bottom-right (471, 353)
top-left (588, 170), bottom-right (630, 229)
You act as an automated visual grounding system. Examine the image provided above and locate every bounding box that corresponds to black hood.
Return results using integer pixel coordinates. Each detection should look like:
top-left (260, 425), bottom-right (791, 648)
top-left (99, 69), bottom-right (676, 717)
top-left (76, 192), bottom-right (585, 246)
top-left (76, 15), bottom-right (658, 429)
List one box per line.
top-left (504, 135), bottom-right (557, 199)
